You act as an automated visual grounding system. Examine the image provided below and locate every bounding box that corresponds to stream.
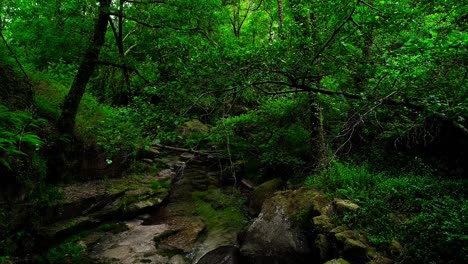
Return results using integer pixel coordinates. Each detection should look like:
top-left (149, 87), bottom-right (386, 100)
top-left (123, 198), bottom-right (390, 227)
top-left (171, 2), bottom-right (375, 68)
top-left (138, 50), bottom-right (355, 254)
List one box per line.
top-left (87, 152), bottom-right (244, 264)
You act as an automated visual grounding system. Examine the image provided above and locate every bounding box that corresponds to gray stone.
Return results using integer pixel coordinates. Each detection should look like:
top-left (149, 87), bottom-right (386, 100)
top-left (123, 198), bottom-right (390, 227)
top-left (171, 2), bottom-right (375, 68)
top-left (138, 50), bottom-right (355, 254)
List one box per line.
top-left (168, 255), bottom-right (186, 264)
top-left (196, 246), bottom-right (239, 264)
top-left (248, 178), bottom-right (283, 216)
top-left (240, 189), bottom-right (319, 263)
top-left (180, 152), bottom-right (196, 160)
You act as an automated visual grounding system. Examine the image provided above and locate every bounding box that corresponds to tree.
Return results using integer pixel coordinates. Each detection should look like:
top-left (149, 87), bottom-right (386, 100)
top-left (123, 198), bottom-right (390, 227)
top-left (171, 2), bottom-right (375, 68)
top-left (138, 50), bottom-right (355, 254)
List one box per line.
top-left (57, 0), bottom-right (111, 136)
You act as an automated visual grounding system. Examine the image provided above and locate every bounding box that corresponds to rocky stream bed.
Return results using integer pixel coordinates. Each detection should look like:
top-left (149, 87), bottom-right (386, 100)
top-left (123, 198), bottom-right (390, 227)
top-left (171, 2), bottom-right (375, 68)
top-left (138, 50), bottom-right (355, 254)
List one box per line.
top-left (35, 148), bottom-right (396, 264)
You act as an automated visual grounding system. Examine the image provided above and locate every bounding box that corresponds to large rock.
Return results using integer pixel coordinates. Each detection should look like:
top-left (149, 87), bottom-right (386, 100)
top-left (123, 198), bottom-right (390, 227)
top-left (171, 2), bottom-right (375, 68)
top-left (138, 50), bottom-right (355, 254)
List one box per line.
top-left (176, 119), bottom-right (210, 138)
top-left (324, 258), bottom-right (351, 264)
top-left (196, 246), bottom-right (240, 264)
top-left (88, 219), bottom-right (170, 264)
top-left (240, 188), bottom-right (320, 263)
top-left (248, 178), bottom-right (284, 216)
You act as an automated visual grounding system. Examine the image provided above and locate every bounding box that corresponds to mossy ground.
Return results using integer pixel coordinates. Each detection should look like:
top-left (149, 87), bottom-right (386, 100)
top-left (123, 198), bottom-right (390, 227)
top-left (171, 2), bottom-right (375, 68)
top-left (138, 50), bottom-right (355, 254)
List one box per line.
top-left (192, 188), bottom-right (248, 233)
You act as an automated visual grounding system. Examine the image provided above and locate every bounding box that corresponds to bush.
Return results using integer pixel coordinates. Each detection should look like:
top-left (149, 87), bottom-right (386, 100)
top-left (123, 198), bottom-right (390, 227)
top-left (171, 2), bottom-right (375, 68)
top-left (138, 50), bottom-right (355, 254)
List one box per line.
top-left (46, 241), bottom-right (85, 264)
top-left (0, 103), bottom-right (44, 179)
top-left (306, 161), bottom-right (468, 263)
top-left (211, 95), bottom-right (310, 179)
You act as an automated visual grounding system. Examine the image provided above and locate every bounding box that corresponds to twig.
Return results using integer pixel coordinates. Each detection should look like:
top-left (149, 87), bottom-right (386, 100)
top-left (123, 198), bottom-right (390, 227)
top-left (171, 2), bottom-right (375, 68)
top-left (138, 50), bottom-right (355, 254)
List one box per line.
top-left (153, 143), bottom-right (219, 156)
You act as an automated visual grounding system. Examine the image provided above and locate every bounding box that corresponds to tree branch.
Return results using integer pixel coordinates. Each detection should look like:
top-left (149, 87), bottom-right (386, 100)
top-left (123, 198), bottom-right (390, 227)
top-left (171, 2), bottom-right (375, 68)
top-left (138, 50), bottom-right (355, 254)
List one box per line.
top-left (311, 0), bottom-right (360, 64)
top-left (97, 61), bottom-right (150, 84)
top-left (251, 80), bottom-right (423, 110)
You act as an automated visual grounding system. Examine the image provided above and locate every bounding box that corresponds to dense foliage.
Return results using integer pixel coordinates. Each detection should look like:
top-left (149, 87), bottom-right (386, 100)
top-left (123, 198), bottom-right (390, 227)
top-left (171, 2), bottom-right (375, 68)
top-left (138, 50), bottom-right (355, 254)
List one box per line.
top-left (0, 0), bottom-right (467, 263)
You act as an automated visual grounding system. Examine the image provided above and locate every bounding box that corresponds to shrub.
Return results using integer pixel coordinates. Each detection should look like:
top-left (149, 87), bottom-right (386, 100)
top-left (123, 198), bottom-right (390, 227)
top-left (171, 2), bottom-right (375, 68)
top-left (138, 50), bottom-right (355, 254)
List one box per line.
top-left (46, 241), bottom-right (85, 264)
top-left (0, 103), bottom-right (44, 177)
top-left (211, 95), bottom-right (310, 179)
top-left (306, 161), bottom-right (468, 263)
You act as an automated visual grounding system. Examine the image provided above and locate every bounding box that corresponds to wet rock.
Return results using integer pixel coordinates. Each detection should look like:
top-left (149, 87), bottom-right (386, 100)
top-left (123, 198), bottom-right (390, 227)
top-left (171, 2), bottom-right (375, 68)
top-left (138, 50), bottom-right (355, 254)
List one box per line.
top-left (333, 199), bottom-right (359, 213)
top-left (248, 178), bottom-right (283, 216)
top-left (196, 246), bottom-right (240, 264)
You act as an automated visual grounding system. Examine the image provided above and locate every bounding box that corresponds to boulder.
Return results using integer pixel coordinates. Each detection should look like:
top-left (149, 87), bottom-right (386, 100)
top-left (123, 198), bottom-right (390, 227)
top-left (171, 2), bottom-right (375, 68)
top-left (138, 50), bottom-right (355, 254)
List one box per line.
top-left (88, 220), bottom-right (170, 264)
top-left (240, 188), bottom-right (320, 263)
top-left (169, 255), bottom-right (187, 264)
top-left (324, 258), bottom-right (351, 264)
top-left (248, 178), bottom-right (284, 216)
top-left (196, 246), bottom-right (240, 264)
top-left (176, 119), bottom-right (210, 138)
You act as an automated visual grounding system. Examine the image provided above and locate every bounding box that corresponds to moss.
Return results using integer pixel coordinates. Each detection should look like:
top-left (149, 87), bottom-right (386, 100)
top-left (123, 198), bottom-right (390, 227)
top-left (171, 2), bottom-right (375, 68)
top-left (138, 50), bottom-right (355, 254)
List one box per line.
top-left (265, 188), bottom-right (321, 227)
top-left (324, 258), bottom-right (351, 264)
top-left (192, 188), bottom-right (247, 233)
top-left (249, 178), bottom-right (283, 216)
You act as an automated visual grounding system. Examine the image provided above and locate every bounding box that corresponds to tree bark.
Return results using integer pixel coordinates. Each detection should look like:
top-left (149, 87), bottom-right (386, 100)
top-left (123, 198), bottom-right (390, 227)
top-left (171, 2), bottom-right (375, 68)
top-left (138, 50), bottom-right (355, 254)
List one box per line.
top-left (277, 0), bottom-right (284, 33)
top-left (57, 0), bottom-right (111, 135)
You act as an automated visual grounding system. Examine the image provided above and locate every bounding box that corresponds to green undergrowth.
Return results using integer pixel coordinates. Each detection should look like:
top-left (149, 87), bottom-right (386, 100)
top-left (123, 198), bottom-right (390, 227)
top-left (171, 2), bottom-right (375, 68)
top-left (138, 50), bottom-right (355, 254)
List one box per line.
top-left (305, 161), bottom-right (467, 263)
top-left (192, 188), bottom-right (247, 232)
top-left (34, 77), bottom-right (148, 156)
top-left (44, 222), bottom-right (127, 264)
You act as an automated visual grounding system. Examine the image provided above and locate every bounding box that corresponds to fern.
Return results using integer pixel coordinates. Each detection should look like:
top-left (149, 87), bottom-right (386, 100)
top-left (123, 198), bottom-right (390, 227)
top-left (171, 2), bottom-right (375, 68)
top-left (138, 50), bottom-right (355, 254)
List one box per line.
top-left (0, 104), bottom-right (44, 172)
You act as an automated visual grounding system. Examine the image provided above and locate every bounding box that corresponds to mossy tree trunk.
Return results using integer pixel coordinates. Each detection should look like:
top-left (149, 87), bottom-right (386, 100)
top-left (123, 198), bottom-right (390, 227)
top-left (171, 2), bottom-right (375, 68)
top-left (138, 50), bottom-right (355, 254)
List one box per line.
top-left (57, 0), bottom-right (111, 136)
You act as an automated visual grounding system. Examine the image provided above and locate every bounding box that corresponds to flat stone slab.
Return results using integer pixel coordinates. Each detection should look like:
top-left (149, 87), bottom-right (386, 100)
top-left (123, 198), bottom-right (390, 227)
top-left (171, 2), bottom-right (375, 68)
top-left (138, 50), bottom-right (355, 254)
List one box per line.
top-left (89, 220), bottom-right (170, 264)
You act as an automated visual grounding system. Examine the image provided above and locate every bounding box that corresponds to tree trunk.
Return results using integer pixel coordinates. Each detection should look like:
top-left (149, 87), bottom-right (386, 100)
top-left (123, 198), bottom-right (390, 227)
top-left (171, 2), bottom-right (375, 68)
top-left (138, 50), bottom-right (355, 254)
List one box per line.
top-left (308, 91), bottom-right (327, 169)
top-left (277, 0), bottom-right (284, 33)
top-left (57, 0), bottom-right (111, 135)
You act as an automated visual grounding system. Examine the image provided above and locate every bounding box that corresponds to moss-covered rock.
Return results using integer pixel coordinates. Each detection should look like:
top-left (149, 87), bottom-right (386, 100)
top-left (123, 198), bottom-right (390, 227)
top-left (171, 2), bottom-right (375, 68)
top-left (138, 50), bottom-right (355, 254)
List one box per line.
top-left (240, 188), bottom-right (322, 263)
top-left (335, 230), bottom-right (369, 262)
top-left (324, 258), bottom-right (351, 264)
top-left (39, 216), bottom-right (100, 240)
top-left (176, 119), bottom-right (210, 138)
top-left (314, 234), bottom-right (331, 261)
top-left (248, 178), bottom-right (284, 216)
top-left (313, 215), bottom-right (334, 232)
top-left (333, 199), bottom-right (360, 213)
